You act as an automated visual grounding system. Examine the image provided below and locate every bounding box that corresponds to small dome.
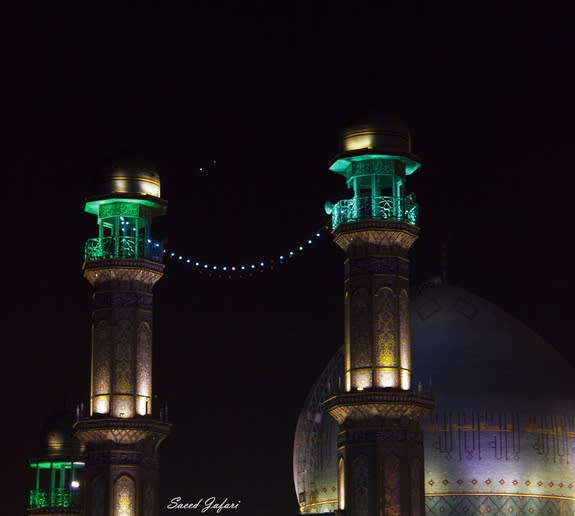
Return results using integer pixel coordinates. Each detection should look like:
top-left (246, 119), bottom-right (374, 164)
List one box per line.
top-left (40, 409), bottom-right (84, 459)
top-left (340, 113), bottom-right (412, 155)
top-left (91, 159), bottom-right (162, 199)
top-left (345, 111), bottom-right (409, 132)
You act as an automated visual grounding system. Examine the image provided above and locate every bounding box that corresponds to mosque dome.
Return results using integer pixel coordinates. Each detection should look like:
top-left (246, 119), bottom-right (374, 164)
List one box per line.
top-left (293, 280), bottom-right (575, 514)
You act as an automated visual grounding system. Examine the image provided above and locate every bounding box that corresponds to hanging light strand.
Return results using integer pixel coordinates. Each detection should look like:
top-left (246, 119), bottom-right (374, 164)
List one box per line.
top-left (164, 223), bottom-right (330, 278)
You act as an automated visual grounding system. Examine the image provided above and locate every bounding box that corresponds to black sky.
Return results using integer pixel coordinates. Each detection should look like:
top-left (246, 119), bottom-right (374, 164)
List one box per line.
top-left (3, 4), bottom-right (575, 516)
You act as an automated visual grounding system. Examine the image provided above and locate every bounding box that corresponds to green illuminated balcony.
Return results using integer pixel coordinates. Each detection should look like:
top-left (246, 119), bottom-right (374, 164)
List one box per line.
top-left (84, 236), bottom-right (164, 262)
top-left (29, 487), bottom-right (81, 509)
top-left (332, 195), bottom-right (418, 228)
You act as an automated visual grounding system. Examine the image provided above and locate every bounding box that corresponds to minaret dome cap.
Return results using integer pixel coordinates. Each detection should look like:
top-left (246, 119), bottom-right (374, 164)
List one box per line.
top-left (39, 409), bottom-right (85, 459)
top-left (339, 112), bottom-right (414, 156)
top-left (91, 159), bottom-right (162, 199)
top-left (329, 112), bottom-right (422, 176)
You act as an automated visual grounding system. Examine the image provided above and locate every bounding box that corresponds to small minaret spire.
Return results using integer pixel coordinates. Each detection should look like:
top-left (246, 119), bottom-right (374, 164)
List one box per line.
top-left (26, 409), bottom-right (85, 516)
top-left (323, 115), bottom-right (434, 515)
top-left (73, 162), bottom-right (171, 516)
top-left (441, 242), bottom-right (448, 283)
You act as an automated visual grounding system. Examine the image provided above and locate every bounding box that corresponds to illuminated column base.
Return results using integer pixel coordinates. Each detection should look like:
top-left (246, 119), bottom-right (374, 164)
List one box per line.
top-left (325, 391), bottom-right (433, 516)
top-left (73, 418), bottom-right (171, 516)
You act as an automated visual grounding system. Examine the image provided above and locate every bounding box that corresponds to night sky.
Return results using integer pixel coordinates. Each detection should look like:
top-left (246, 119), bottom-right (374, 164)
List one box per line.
top-left (3, 5), bottom-right (574, 516)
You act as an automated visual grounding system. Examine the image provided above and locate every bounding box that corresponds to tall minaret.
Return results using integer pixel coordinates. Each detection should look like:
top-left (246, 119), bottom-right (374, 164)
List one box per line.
top-left (323, 116), bottom-right (434, 515)
top-left (73, 163), bottom-right (171, 516)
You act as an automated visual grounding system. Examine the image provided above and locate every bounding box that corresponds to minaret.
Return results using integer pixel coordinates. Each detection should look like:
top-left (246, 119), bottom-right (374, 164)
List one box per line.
top-left (73, 163), bottom-right (171, 516)
top-left (323, 116), bottom-right (434, 515)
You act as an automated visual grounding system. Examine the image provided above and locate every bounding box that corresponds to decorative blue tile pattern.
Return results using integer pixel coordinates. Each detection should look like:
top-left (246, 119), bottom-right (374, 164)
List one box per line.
top-left (426, 495), bottom-right (575, 515)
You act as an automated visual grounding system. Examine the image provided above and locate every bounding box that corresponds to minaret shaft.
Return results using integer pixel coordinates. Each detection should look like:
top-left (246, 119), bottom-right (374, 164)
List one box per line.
top-left (339, 224), bottom-right (417, 392)
top-left (85, 262), bottom-right (163, 419)
top-left (337, 417), bottom-right (426, 516)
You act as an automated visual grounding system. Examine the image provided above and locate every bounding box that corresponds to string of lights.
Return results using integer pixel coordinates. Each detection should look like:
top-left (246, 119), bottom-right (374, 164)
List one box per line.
top-left (164, 223), bottom-right (331, 278)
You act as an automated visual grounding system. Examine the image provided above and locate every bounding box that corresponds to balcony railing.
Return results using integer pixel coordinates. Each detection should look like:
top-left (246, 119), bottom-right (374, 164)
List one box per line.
top-left (29, 488), bottom-right (81, 509)
top-left (332, 195), bottom-right (418, 227)
top-left (84, 236), bottom-right (164, 263)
